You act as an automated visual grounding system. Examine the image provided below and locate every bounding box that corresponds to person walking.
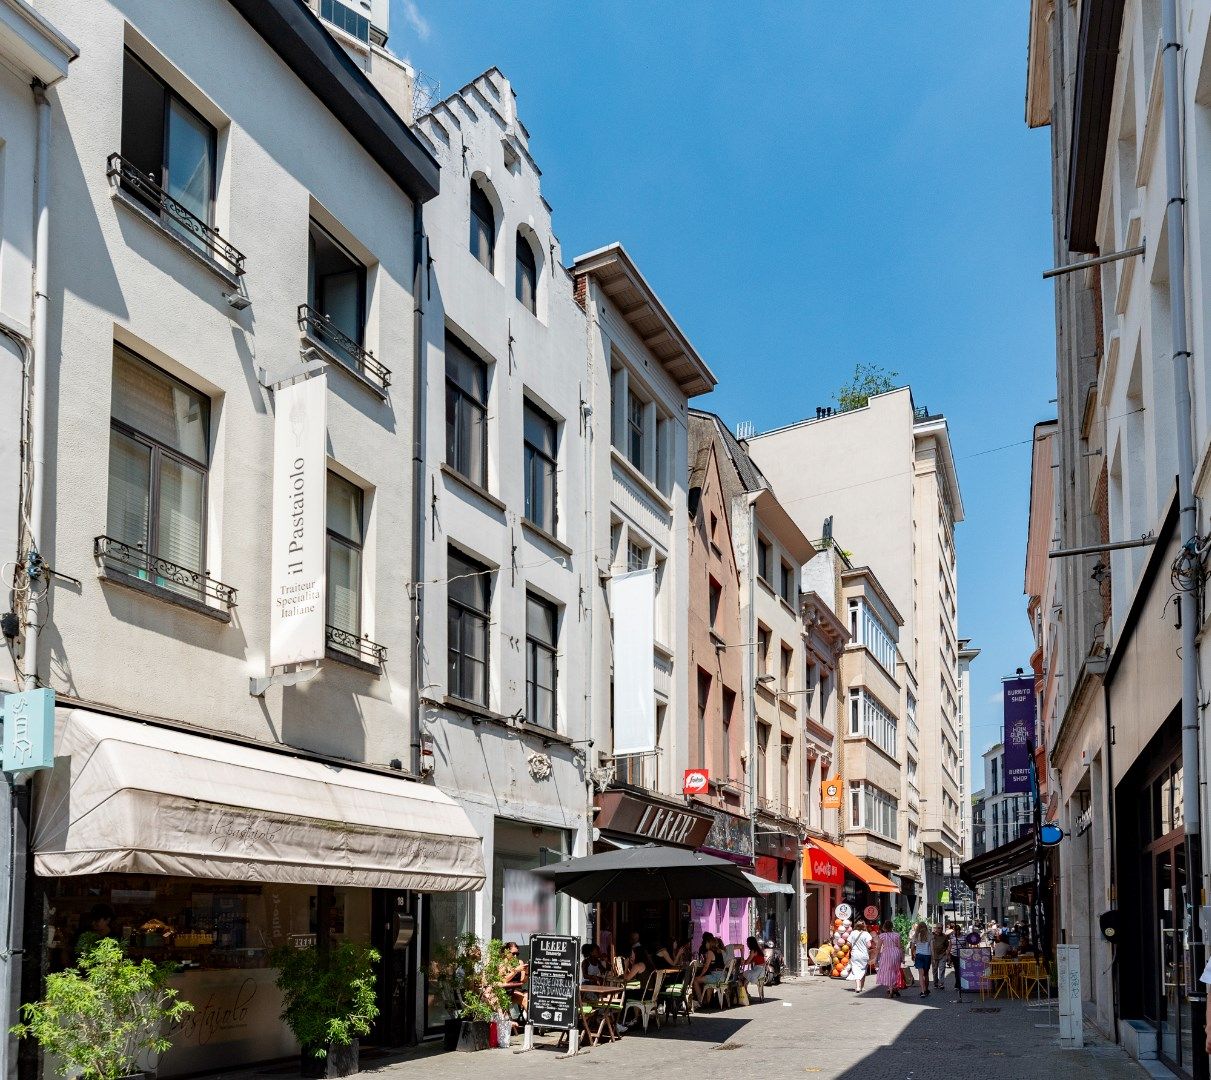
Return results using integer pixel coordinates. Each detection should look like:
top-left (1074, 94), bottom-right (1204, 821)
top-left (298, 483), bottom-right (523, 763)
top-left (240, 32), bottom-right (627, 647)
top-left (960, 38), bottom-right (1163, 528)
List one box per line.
top-left (911, 922), bottom-right (932, 996)
top-left (846, 919), bottom-right (874, 994)
top-left (874, 920), bottom-right (904, 998)
top-left (930, 923), bottom-right (949, 990)
top-left (948, 923), bottom-right (962, 991)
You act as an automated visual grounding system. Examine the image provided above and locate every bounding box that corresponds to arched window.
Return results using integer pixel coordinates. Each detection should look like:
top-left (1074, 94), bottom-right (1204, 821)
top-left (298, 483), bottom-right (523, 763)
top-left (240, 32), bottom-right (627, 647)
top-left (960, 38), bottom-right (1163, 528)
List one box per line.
top-left (516, 231), bottom-right (537, 314)
top-left (469, 182), bottom-right (495, 271)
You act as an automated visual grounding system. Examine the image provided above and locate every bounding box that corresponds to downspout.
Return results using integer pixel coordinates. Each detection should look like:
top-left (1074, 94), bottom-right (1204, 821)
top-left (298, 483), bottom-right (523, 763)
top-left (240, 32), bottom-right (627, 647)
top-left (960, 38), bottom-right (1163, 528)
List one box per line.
top-left (745, 496), bottom-right (759, 865)
top-left (410, 201), bottom-right (427, 779)
top-left (4, 80), bottom-right (52, 1080)
top-left (1161, 0), bottom-right (1205, 993)
top-left (1103, 678), bottom-right (1120, 1043)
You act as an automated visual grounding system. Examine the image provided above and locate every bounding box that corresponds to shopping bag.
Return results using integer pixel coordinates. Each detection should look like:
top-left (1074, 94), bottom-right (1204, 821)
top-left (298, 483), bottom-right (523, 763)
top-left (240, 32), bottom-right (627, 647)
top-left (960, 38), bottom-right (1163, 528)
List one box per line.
top-left (897, 964), bottom-right (909, 990)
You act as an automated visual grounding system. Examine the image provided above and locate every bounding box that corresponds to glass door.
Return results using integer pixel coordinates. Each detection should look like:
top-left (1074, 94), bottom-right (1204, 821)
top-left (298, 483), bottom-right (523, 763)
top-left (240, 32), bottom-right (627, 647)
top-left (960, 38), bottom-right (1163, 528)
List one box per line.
top-left (1156, 843), bottom-right (1191, 1075)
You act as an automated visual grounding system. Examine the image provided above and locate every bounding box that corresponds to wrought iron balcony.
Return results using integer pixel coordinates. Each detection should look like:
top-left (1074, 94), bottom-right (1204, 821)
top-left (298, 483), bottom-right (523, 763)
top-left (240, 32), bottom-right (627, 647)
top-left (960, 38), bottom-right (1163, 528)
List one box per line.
top-left (106, 154), bottom-right (247, 278)
top-left (94, 535), bottom-right (237, 609)
top-left (298, 304), bottom-right (391, 392)
top-left (326, 624), bottom-right (387, 667)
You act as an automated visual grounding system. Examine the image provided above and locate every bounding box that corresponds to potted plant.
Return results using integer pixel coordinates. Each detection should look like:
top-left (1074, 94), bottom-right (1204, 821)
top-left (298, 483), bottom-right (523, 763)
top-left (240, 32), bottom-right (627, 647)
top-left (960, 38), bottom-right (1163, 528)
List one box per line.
top-left (429, 934), bottom-right (512, 1052)
top-left (11, 938), bottom-right (193, 1080)
top-left (271, 941), bottom-right (380, 1077)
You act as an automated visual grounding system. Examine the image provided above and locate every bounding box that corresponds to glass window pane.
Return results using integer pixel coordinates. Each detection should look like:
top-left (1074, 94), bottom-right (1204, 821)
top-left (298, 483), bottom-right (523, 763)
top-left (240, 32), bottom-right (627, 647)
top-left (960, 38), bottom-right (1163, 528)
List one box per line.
top-left (526, 595), bottom-right (556, 644)
top-left (524, 403), bottom-right (556, 456)
top-left (448, 551), bottom-right (488, 612)
top-left (166, 98), bottom-right (213, 227)
top-left (319, 269), bottom-right (363, 348)
top-left (112, 346), bottom-right (209, 462)
top-left (107, 430), bottom-right (152, 549)
top-left (120, 52), bottom-right (166, 190)
top-left (327, 538), bottom-right (361, 635)
top-left (446, 338), bottom-right (487, 402)
top-left (326, 472), bottom-right (364, 544)
top-left (157, 456), bottom-right (204, 573)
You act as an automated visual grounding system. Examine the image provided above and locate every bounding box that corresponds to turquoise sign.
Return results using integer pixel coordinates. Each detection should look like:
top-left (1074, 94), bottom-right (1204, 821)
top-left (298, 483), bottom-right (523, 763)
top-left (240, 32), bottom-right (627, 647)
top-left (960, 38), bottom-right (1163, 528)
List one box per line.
top-left (2, 688), bottom-right (55, 773)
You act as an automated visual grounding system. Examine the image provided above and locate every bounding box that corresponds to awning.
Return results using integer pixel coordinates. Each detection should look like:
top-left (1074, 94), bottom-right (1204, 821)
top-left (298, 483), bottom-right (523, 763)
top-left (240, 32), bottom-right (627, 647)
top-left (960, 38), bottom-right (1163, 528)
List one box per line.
top-left (805, 838), bottom-right (898, 893)
top-left (743, 872), bottom-right (794, 896)
top-left (32, 708), bottom-right (485, 891)
top-left (960, 834), bottom-right (1036, 889)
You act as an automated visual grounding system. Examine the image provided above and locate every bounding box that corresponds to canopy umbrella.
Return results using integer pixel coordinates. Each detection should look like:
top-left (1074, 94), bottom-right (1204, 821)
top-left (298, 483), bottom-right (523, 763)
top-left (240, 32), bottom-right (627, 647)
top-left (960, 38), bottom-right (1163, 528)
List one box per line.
top-left (532, 843), bottom-right (760, 903)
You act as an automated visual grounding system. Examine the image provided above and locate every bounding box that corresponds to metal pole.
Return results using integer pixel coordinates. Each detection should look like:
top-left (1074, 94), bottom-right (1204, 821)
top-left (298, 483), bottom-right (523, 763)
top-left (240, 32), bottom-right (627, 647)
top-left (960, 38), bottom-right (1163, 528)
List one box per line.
top-left (1047, 534), bottom-right (1155, 558)
top-left (1161, 0), bottom-right (1206, 1047)
top-left (1041, 244), bottom-right (1145, 279)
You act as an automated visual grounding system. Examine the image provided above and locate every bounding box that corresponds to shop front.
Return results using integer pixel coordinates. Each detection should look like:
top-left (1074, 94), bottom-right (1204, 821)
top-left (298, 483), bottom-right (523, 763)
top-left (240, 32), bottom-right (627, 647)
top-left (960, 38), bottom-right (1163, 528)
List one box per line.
top-left (753, 831), bottom-right (800, 973)
top-left (806, 838), bottom-right (898, 925)
top-left (692, 805), bottom-right (755, 950)
top-left (592, 788), bottom-right (713, 957)
top-left (27, 708), bottom-right (485, 1077)
top-left (803, 841), bottom-right (845, 949)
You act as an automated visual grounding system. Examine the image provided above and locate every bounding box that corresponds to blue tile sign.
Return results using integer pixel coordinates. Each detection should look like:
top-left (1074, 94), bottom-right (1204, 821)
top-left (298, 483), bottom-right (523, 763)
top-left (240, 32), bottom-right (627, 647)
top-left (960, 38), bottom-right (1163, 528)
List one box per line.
top-left (2, 688), bottom-right (55, 773)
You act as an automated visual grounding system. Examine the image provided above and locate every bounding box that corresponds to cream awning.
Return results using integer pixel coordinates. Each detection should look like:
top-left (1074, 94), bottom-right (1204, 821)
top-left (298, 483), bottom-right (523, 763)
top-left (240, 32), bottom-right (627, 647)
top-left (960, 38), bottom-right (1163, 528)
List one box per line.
top-left (32, 708), bottom-right (485, 892)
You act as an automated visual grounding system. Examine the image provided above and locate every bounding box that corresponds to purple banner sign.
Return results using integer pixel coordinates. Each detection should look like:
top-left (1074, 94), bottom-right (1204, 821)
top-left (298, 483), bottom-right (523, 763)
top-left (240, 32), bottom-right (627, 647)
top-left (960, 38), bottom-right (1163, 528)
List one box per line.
top-left (1002, 675), bottom-right (1035, 794)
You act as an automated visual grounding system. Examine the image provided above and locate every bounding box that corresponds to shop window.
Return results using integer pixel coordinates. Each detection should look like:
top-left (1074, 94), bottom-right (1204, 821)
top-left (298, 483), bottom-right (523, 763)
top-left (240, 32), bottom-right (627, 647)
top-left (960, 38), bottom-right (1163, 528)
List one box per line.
top-left (492, 819), bottom-right (569, 958)
top-left (105, 344), bottom-right (210, 596)
top-left (448, 548), bottom-right (490, 705)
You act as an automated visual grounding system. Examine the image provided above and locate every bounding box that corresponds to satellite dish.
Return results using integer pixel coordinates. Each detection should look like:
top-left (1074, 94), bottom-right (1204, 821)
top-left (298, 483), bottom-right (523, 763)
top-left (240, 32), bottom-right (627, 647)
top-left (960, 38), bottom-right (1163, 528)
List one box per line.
top-left (1039, 823), bottom-right (1065, 847)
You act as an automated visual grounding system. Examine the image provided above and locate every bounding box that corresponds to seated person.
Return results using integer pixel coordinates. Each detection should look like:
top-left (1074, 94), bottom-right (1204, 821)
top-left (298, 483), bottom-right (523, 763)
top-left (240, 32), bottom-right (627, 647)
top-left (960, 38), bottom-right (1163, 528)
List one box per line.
top-left (992, 936), bottom-right (1010, 958)
top-left (655, 937), bottom-right (691, 969)
top-left (744, 935), bottom-right (766, 984)
top-left (620, 944), bottom-right (651, 991)
top-left (501, 941), bottom-right (528, 1015)
top-left (693, 934), bottom-right (727, 999)
top-left (581, 942), bottom-right (605, 983)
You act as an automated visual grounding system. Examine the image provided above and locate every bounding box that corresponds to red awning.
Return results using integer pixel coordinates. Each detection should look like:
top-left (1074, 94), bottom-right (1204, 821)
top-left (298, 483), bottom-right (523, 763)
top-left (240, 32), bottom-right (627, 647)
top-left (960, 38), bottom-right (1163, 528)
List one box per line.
top-left (804, 838), bottom-right (898, 893)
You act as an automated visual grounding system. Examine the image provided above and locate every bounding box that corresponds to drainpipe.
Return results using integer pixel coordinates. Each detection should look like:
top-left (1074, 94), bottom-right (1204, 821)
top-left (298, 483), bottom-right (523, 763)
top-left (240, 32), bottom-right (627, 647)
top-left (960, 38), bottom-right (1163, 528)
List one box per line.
top-left (3, 80), bottom-right (52, 1080)
top-left (745, 496), bottom-right (759, 865)
top-left (410, 201), bottom-right (427, 779)
top-left (1161, 0), bottom-right (1205, 995)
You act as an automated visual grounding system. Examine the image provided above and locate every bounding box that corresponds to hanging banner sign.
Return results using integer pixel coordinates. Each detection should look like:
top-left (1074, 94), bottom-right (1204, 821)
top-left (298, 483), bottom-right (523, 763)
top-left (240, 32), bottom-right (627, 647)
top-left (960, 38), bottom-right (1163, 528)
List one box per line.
top-left (611, 568), bottom-right (656, 755)
top-left (2, 688), bottom-right (55, 773)
top-left (683, 769), bottom-right (710, 795)
top-left (269, 373), bottom-right (327, 669)
top-left (821, 775), bottom-right (843, 809)
top-left (1002, 675), bottom-right (1035, 794)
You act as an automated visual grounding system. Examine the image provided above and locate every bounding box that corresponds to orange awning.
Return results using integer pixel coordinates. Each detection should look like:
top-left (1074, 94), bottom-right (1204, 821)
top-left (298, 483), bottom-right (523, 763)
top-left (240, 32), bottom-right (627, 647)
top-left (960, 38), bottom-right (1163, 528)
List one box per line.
top-left (805, 838), bottom-right (899, 893)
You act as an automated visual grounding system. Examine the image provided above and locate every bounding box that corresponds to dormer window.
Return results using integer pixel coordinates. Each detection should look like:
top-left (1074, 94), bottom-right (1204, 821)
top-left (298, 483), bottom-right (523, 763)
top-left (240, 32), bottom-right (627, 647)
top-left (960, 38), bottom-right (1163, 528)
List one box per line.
top-left (516, 231), bottom-right (537, 313)
top-left (470, 182), bottom-right (495, 271)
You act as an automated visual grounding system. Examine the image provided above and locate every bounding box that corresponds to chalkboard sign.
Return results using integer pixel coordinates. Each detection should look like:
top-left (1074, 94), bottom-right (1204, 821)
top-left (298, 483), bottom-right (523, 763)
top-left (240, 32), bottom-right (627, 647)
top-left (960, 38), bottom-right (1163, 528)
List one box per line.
top-left (959, 946), bottom-right (992, 992)
top-left (528, 934), bottom-right (579, 1031)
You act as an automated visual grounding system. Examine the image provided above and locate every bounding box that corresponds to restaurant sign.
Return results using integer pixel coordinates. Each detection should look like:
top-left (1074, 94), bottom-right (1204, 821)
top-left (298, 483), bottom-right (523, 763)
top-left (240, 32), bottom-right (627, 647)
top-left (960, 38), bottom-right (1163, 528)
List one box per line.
top-left (528, 934), bottom-right (579, 1031)
top-left (1002, 675), bottom-right (1035, 795)
top-left (804, 845), bottom-right (844, 886)
top-left (2, 688), bottom-right (55, 774)
top-left (595, 790), bottom-right (712, 848)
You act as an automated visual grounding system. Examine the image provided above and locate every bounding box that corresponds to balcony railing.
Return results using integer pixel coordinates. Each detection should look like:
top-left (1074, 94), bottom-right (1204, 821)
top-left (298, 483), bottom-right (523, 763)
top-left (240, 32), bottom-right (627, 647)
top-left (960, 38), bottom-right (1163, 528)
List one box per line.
top-left (326, 624), bottom-right (387, 667)
top-left (107, 154), bottom-right (247, 278)
top-left (298, 304), bottom-right (391, 392)
top-left (95, 535), bottom-right (237, 609)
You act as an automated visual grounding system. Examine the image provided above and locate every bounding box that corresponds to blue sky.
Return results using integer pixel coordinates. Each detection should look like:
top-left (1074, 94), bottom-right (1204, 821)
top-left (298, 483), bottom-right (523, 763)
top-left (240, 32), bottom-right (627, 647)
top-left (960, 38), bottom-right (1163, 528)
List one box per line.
top-left (391, 1), bottom-right (1055, 771)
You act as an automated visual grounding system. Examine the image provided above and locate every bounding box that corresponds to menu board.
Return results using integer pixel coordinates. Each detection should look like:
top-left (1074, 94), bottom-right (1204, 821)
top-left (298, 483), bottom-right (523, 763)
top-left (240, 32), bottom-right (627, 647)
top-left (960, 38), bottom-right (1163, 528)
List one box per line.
top-left (528, 934), bottom-right (579, 1031)
top-left (959, 946), bottom-right (992, 992)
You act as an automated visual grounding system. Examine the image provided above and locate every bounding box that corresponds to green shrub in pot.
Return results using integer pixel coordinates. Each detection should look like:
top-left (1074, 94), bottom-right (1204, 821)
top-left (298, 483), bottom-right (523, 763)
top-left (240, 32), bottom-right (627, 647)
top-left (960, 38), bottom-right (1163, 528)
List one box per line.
top-left (11, 938), bottom-right (193, 1080)
top-left (271, 942), bottom-right (380, 1061)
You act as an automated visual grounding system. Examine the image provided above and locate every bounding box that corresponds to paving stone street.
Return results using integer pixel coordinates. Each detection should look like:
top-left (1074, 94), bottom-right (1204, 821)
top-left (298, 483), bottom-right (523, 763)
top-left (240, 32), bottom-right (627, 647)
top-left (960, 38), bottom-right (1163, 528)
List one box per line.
top-left (328, 977), bottom-right (1143, 1080)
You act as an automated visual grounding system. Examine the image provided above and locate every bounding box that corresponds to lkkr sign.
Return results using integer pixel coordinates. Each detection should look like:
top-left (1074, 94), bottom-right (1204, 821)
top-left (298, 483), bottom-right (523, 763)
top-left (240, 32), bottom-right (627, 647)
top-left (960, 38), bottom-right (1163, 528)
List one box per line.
top-left (595, 790), bottom-right (713, 849)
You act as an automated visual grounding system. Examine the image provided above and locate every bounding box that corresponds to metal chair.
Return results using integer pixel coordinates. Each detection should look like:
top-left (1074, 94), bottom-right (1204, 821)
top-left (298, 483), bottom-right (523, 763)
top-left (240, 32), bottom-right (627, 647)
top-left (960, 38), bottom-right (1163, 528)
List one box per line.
top-left (707, 957), bottom-right (740, 1011)
top-left (660, 959), bottom-right (697, 1024)
top-left (622, 969), bottom-right (666, 1032)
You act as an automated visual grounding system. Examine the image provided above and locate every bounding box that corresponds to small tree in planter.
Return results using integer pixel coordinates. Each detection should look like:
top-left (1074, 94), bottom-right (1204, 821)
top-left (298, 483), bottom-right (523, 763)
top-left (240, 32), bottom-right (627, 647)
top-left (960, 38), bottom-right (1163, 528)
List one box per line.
top-left (11, 938), bottom-right (193, 1080)
top-left (271, 942), bottom-right (380, 1078)
top-left (428, 934), bottom-right (511, 1052)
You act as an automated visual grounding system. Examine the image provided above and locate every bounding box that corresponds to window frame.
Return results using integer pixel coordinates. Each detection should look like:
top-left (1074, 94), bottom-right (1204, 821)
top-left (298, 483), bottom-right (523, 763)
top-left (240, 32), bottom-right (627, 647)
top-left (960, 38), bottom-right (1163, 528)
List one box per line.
top-left (447, 549), bottom-right (491, 706)
top-left (445, 336), bottom-right (489, 488)
top-left (308, 219), bottom-right (368, 351)
top-left (626, 389), bottom-right (646, 470)
top-left (523, 400), bottom-right (558, 535)
top-left (515, 230), bottom-right (538, 314)
top-left (325, 471), bottom-right (365, 641)
top-left (107, 345), bottom-right (211, 576)
top-left (779, 560), bottom-right (795, 603)
top-left (469, 181), bottom-right (495, 271)
top-left (756, 536), bottom-right (772, 583)
top-left (708, 576), bottom-right (722, 629)
top-left (525, 592), bottom-right (558, 730)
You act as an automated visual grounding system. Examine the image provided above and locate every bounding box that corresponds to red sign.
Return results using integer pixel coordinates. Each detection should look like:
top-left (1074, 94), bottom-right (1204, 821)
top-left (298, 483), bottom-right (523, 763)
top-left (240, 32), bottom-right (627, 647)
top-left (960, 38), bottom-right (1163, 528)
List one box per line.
top-left (863, 905), bottom-right (880, 922)
top-left (683, 769), bottom-right (710, 795)
top-left (804, 846), bottom-right (844, 885)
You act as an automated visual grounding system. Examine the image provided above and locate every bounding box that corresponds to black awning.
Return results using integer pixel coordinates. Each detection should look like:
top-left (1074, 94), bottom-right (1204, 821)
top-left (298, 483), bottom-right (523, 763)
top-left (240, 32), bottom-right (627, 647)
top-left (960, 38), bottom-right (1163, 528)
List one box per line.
top-left (960, 834), bottom-right (1036, 889)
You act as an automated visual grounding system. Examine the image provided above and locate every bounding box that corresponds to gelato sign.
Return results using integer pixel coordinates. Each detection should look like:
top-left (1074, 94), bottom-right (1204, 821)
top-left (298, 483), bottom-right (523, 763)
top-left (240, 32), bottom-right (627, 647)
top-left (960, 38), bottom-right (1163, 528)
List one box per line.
top-left (269, 374), bottom-right (327, 668)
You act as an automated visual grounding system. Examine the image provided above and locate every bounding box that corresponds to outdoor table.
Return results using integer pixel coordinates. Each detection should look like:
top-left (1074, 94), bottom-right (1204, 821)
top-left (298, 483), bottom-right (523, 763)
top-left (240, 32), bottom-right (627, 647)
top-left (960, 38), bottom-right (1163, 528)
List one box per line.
top-left (579, 984), bottom-right (625, 1046)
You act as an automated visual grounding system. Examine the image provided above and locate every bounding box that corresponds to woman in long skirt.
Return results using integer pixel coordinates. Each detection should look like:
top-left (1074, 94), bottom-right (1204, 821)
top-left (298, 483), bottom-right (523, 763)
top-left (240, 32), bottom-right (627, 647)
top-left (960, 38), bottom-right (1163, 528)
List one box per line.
top-left (846, 919), bottom-right (873, 993)
top-left (874, 920), bottom-right (904, 998)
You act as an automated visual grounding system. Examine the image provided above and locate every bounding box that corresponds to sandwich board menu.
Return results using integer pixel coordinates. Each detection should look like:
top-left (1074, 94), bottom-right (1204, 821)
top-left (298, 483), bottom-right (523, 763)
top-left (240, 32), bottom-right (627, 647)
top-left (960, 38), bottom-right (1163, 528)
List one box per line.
top-left (529, 934), bottom-right (579, 1030)
top-left (959, 946), bottom-right (992, 992)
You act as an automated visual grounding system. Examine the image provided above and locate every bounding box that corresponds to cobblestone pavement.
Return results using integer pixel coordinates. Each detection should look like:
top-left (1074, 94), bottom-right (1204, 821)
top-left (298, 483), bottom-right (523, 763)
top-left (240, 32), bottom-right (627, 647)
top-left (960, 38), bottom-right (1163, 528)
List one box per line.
top-left (327, 976), bottom-right (1143, 1080)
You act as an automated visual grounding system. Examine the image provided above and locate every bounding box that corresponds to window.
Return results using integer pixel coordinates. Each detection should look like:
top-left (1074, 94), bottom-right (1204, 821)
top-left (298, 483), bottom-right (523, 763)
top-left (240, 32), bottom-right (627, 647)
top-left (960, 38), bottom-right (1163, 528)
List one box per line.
top-left (526, 593), bottom-right (557, 729)
top-left (120, 50), bottom-right (216, 248)
top-left (780, 736), bottom-right (793, 814)
top-left (708, 577), bottom-right (722, 629)
top-left (627, 538), bottom-right (649, 574)
top-left (780, 644), bottom-right (793, 693)
top-left (308, 220), bottom-right (367, 370)
top-left (757, 723), bottom-right (770, 802)
top-left (756, 536), bottom-right (771, 582)
top-left (320, 0), bottom-right (370, 41)
top-left (445, 336), bottom-right (488, 488)
top-left (850, 780), bottom-right (898, 840)
top-left (106, 345), bottom-right (210, 592)
top-left (709, 512), bottom-right (719, 545)
top-left (849, 599), bottom-right (897, 674)
top-left (523, 401), bottom-right (557, 534)
top-left (627, 390), bottom-right (645, 470)
top-left (696, 669), bottom-right (711, 771)
top-left (326, 472), bottom-right (364, 644)
top-left (470, 181), bottom-right (495, 270)
top-left (448, 549), bottom-right (490, 705)
top-left (847, 688), bottom-right (897, 757)
top-left (780, 560), bottom-right (795, 603)
top-left (515, 231), bottom-right (537, 313)
top-left (757, 625), bottom-right (771, 673)
top-left (720, 688), bottom-right (735, 780)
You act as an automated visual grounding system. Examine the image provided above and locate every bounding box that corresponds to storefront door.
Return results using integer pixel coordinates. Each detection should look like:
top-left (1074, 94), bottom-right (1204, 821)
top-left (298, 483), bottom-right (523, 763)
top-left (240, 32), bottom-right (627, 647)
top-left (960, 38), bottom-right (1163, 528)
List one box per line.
top-left (1154, 840), bottom-right (1193, 1074)
top-left (369, 891), bottom-right (416, 1047)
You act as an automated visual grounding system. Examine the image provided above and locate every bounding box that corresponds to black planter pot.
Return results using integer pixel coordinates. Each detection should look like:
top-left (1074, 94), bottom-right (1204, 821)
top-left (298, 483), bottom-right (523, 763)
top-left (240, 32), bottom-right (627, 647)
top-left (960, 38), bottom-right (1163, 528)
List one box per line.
top-left (455, 1020), bottom-right (490, 1052)
top-left (300, 1040), bottom-right (359, 1078)
top-left (442, 1018), bottom-right (462, 1052)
